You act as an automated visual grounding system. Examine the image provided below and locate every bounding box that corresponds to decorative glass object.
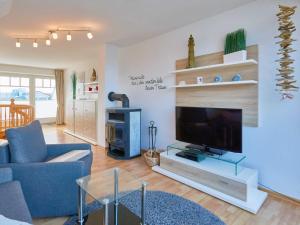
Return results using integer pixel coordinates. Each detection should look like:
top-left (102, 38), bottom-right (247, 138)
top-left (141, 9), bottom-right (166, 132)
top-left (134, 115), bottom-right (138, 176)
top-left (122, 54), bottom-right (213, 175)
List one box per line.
top-left (214, 75), bottom-right (223, 82)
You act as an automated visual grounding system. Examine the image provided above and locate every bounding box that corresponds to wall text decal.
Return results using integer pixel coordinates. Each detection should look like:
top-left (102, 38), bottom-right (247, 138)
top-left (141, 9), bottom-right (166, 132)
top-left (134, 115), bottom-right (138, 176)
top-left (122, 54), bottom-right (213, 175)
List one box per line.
top-left (129, 74), bottom-right (167, 91)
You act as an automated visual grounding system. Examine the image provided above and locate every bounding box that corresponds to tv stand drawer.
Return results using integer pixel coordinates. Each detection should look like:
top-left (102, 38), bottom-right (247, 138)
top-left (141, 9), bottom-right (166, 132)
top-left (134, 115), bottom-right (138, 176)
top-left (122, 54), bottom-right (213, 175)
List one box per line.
top-left (160, 155), bottom-right (247, 201)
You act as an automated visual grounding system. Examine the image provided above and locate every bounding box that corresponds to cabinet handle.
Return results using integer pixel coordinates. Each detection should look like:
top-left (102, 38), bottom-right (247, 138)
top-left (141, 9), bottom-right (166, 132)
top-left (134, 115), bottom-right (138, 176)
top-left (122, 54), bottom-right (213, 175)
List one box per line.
top-left (218, 180), bottom-right (229, 185)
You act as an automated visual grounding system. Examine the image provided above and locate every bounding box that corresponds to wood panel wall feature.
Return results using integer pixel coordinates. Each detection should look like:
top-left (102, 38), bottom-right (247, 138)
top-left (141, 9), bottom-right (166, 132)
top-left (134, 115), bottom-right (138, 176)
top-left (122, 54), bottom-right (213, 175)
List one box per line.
top-left (175, 45), bottom-right (259, 127)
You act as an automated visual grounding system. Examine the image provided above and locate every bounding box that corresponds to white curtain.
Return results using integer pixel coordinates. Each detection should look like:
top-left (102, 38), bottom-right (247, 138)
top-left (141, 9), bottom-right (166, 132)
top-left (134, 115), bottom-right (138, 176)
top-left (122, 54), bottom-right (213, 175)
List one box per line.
top-left (55, 69), bottom-right (64, 125)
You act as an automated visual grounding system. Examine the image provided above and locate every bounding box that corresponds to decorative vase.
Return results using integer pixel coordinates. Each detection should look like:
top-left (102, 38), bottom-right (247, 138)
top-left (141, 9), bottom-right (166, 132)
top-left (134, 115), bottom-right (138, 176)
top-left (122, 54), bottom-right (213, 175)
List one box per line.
top-left (223, 50), bottom-right (247, 64)
top-left (186, 35), bottom-right (196, 68)
top-left (90, 68), bottom-right (97, 82)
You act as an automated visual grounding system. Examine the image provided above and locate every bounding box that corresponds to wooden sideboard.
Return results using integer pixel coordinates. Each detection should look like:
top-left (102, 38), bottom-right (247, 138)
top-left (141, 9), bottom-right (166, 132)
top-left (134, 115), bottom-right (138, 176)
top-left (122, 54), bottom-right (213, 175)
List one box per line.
top-left (65, 99), bottom-right (97, 144)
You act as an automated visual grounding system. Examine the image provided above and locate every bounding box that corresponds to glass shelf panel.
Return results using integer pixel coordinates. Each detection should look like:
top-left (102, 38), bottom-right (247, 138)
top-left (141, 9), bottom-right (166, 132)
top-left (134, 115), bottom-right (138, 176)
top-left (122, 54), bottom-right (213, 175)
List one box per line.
top-left (167, 142), bottom-right (246, 175)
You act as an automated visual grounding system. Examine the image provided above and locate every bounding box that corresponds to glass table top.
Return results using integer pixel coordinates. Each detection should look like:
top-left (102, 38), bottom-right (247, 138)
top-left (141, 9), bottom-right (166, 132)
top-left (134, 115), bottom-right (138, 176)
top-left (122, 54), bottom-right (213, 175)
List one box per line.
top-left (76, 168), bottom-right (143, 205)
top-left (167, 142), bottom-right (246, 165)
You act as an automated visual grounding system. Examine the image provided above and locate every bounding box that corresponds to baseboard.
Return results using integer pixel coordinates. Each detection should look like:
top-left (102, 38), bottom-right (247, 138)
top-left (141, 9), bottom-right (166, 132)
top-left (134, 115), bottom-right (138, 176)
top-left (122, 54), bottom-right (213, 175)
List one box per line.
top-left (64, 129), bottom-right (97, 145)
top-left (259, 187), bottom-right (300, 206)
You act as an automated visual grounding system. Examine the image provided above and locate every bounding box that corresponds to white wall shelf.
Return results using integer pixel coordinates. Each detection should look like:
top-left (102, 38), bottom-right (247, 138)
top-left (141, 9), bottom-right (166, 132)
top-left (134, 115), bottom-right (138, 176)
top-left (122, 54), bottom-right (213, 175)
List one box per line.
top-left (170, 80), bottom-right (258, 88)
top-left (84, 82), bottom-right (99, 85)
top-left (84, 91), bottom-right (98, 93)
top-left (169, 59), bottom-right (258, 74)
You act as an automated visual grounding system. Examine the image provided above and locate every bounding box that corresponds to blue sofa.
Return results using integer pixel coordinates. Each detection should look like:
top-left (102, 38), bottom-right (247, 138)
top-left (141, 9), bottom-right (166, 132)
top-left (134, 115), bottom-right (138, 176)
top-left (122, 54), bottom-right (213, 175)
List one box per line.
top-left (0, 121), bottom-right (93, 218)
top-left (0, 168), bottom-right (32, 223)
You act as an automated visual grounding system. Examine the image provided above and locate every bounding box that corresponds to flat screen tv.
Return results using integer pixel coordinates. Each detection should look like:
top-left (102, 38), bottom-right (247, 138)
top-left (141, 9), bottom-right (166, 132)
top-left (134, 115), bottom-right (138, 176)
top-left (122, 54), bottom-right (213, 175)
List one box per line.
top-left (176, 107), bottom-right (242, 153)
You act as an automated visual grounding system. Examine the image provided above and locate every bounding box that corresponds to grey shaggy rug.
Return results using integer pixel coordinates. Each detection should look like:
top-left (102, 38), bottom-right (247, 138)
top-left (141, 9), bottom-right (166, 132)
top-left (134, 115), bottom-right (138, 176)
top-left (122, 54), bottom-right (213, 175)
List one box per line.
top-left (64, 191), bottom-right (225, 225)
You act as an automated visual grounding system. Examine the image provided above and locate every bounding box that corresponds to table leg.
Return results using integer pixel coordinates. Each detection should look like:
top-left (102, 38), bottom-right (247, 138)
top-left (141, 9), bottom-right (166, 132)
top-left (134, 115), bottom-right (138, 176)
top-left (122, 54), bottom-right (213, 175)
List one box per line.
top-left (141, 182), bottom-right (147, 225)
top-left (103, 198), bottom-right (109, 225)
top-left (78, 187), bottom-right (85, 225)
top-left (114, 168), bottom-right (119, 225)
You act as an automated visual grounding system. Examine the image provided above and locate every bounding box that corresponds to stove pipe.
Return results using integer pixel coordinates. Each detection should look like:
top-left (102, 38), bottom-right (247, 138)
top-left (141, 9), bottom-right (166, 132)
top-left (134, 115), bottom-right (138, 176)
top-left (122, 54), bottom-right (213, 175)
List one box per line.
top-left (108, 92), bottom-right (130, 108)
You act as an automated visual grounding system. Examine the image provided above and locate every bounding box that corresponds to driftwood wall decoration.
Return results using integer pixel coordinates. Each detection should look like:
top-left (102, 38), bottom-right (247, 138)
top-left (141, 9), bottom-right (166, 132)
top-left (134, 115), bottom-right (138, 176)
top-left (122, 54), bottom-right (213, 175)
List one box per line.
top-left (275, 5), bottom-right (298, 99)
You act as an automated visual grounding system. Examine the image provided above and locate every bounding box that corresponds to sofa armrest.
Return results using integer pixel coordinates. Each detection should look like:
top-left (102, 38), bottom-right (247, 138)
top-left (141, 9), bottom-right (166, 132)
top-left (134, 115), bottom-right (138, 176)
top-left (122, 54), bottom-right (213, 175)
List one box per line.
top-left (0, 161), bottom-right (86, 217)
top-left (46, 143), bottom-right (92, 158)
top-left (0, 168), bottom-right (12, 184)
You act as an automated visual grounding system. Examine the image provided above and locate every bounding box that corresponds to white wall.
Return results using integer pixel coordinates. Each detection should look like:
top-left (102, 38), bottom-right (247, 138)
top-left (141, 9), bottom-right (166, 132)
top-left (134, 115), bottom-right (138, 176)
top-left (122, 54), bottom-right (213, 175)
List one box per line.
top-left (118, 0), bottom-right (300, 200)
top-left (64, 44), bottom-right (119, 147)
top-left (97, 44), bottom-right (119, 146)
top-left (0, 63), bottom-right (54, 76)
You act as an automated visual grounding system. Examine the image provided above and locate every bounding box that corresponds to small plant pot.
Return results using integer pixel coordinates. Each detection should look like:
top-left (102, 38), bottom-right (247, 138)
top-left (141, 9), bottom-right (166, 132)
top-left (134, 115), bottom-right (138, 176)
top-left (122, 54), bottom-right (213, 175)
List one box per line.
top-left (223, 50), bottom-right (247, 64)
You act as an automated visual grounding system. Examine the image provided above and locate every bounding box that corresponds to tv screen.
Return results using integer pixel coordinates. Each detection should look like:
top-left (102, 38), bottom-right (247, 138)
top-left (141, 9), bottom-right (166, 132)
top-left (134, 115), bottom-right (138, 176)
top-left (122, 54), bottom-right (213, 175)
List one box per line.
top-left (176, 107), bottom-right (242, 153)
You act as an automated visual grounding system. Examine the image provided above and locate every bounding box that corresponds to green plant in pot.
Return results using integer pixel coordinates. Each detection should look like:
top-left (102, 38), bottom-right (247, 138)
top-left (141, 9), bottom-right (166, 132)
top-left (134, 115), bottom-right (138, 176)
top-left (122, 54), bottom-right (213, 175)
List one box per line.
top-left (71, 73), bottom-right (77, 100)
top-left (223, 29), bottom-right (247, 63)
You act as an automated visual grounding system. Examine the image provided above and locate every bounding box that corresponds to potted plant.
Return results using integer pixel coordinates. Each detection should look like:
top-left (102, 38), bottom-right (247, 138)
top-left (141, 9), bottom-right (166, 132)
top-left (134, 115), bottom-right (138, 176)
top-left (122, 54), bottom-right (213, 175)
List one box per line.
top-left (71, 73), bottom-right (77, 100)
top-left (223, 29), bottom-right (247, 63)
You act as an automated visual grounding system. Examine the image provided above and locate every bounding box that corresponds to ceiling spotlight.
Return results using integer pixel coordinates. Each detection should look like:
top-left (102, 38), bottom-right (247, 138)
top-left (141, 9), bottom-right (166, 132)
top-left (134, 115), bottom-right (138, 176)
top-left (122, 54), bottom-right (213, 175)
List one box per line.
top-left (16, 39), bottom-right (21, 48)
top-left (87, 31), bottom-right (93, 39)
top-left (45, 39), bottom-right (51, 46)
top-left (51, 31), bottom-right (58, 39)
top-left (66, 32), bottom-right (72, 41)
top-left (33, 40), bottom-right (38, 48)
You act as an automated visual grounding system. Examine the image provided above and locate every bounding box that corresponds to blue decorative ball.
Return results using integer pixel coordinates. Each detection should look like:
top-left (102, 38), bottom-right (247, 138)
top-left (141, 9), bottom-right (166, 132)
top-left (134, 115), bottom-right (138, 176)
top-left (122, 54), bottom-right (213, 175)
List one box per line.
top-left (232, 74), bottom-right (242, 81)
top-left (214, 75), bottom-right (223, 82)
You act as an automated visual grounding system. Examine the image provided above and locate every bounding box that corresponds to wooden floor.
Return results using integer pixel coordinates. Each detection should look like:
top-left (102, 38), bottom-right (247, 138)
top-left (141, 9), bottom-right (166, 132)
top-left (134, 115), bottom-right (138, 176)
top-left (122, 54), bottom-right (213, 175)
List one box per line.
top-left (34, 124), bottom-right (300, 225)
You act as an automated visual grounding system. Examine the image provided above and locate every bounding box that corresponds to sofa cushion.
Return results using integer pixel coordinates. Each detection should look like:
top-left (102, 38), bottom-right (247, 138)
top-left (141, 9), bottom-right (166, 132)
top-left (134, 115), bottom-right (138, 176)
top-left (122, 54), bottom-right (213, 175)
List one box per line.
top-left (46, 150), bottom-right (90, 163)
top-left (0, 140), bottom-right (10, 164)
top-left (0, 215), bottom-right (32, 225)
top-left (0, 181), bottom-right (32, 224)
top-left (0, 168), bottom-right (13, 184)
top-left (5, 120), bottom-right (47, 163)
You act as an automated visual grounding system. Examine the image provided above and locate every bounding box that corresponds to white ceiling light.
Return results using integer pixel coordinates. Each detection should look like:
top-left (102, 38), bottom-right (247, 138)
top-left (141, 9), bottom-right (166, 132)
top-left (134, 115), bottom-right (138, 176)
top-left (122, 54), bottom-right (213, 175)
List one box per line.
top-left (87, 31), bottom-right (93, 39)
top-left (45, 39), bottom-right (51, 46)
top-left (16, 39), bottom-right (21, 48)
top-left (33, 40), bottom-right (38, 48)
top-left (66, 32), bottom-right (72, 41)
top-left (51, 31), bottom-right (58, 39)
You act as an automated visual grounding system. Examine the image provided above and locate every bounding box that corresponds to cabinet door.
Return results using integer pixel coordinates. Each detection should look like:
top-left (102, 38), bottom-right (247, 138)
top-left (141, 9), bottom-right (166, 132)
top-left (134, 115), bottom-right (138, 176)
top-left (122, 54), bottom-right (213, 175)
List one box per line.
top-left (74, 101), bottom-right (85, 137)
top-left (83, 101), bottom-right (97, 141)
top-left (65, 100), bottom-right (74, 132)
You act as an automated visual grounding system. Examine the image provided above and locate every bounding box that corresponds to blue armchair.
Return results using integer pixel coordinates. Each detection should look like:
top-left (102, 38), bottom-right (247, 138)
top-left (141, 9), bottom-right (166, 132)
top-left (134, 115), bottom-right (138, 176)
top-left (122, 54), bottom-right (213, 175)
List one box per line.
top-left (0, 168), bottom-right (32, 223)
top-left (0, 121), bottom-right (93, 218)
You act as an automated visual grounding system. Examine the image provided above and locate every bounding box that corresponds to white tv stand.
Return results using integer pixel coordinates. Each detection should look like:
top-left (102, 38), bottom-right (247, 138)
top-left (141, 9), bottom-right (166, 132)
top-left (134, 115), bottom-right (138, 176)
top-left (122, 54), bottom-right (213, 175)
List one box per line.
top-left (152, 144), bottom-right (267, 214)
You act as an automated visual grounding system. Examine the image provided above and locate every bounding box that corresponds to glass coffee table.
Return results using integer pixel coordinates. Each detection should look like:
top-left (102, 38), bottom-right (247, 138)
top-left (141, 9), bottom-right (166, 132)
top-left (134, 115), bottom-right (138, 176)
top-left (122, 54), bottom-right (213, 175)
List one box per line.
top-left (76, 168), bottom-right (147, 225)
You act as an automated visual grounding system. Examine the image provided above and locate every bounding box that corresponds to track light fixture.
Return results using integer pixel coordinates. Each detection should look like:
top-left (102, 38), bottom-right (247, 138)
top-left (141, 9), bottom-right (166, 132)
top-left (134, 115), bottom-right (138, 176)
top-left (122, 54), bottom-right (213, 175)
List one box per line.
top-left (66, 32), bottom-right (72, 41)
top-left (87, 31), bottom-right (93, 39)
top-left (16, 39), bottom-right (21, 48)
top-left (14, 27), bottom-right (93, 47)
top-left (33, 40), bottom-right (38, 48)
top-left (45, 39), bottom-right (51, 46)
top-left (51, 31), bottom-right (58, 39)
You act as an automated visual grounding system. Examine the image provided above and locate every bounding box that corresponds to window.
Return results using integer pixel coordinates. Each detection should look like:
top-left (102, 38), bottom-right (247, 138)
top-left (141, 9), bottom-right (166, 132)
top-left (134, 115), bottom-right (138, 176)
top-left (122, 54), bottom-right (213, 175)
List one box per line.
top-left (35, 78), bottom-right (57, 118)
top-left (0, 75), bottom-right (57, 119)
top-left (0, 76), bottom-right (30, 104)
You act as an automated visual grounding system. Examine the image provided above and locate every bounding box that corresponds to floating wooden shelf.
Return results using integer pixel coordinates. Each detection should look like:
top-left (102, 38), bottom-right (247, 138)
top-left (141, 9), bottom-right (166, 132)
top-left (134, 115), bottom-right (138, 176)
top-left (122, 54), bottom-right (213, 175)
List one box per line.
top-left (84, 91), bottom-right (98, 93)
top-left (170, 80), bottom-right (258, 88)
top-left (174, 45), bottom-right (259, 127)
top-left (84, 82), bottom-right (98, 85)
top-left (169, 59), bottom-right (258, 74)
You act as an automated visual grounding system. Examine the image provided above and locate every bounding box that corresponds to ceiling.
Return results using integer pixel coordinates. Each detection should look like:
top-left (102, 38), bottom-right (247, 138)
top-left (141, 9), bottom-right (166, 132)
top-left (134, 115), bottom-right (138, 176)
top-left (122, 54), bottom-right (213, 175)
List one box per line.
top-left (0, 0), bottom-right (255, 69)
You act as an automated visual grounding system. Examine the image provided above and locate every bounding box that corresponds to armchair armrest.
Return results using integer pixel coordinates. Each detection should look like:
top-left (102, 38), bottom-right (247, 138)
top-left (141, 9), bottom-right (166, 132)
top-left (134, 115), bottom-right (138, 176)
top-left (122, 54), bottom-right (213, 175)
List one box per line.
top-left (0, 181), bottom-right (32, 223)
top-left (0, 161), bottom-right (87, 217)
top-left (0, 168), bottom-right (13, 184)
top-left (47, 143), bottom-right (92, 158)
